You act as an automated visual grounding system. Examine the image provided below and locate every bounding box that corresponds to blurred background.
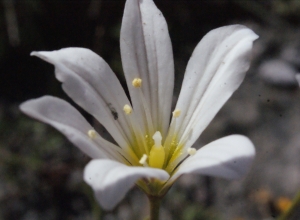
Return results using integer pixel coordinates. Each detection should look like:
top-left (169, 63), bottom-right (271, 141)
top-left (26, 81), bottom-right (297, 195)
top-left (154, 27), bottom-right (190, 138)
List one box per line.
top-left (1, 0), bottom-right (300, 219)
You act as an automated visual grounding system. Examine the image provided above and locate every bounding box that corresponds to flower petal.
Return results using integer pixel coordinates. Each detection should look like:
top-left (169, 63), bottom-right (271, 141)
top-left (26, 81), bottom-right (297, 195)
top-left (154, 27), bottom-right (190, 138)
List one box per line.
top-left (31, 48), bottom-right (131, 149)
top-left (84, 159), bottom-right (170, 210)
top-left (175, 25), bottom-right (258, 152)
top-left (120, 0), bottom-right (174, 137)
top-left (20, 96), bottom-right (126, 162)
top-left (167, 135), bottom-right (255, 186)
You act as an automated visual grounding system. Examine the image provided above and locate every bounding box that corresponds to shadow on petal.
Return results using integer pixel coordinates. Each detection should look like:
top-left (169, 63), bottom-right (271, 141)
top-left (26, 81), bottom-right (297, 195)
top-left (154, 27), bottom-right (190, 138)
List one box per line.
top-left (84, 159), bottom-right (169, 210)
top-left (166, 135), bottom-right (255, 188)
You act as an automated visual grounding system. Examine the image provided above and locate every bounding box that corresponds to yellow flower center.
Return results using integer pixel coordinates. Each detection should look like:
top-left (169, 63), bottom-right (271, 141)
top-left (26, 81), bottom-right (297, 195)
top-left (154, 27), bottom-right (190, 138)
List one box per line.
top-left (86, 77), bottom-right (196, 175)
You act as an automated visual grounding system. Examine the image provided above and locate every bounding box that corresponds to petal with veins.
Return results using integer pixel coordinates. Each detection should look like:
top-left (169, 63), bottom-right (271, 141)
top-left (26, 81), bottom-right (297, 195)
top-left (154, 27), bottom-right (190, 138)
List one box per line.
top-left (84, 159), bottom-right (169, 210)
top-left (31, 48), bottom-right (132, 149)
top-left (167, 135), bottom-right (255, 186)
top-left (20, 96), bottom-right (127, 162)
top-left (174, 25), bottom-right (258, 161)
top-left (120, 0), bottom-right (174, 137)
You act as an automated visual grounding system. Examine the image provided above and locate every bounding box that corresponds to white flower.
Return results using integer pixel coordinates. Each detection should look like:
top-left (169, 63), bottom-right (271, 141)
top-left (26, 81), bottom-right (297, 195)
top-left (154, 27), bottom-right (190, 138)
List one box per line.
top-left (20, 0), bottom-right (258, 210)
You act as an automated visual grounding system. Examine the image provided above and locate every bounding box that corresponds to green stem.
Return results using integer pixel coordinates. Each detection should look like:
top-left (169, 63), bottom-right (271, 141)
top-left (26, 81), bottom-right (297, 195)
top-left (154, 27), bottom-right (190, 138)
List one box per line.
top-left (277, 190), bottom-right (300, 220)
top-left (148, 195), bottom-right (161, 220)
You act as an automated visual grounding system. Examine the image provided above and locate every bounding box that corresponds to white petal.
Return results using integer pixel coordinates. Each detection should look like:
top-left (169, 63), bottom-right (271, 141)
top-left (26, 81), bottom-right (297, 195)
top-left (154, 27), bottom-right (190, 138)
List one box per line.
top-left (31, 48), bottom-right (131, 149)
top-left (20, 96), bottom-right (126, 162)
top-left (84, 159), bottom-right (170, 210)
top-left (120, 0), bottom-right (174, 137)
top-left (167, 135), bottom-right (255, 186)
top-left (175, 25), bottom-right (258, 152)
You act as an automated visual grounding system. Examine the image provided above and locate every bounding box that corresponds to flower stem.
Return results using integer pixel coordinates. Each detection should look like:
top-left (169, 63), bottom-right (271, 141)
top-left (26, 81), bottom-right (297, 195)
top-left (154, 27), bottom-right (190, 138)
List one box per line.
top-left (148, 195), bottom-right (161, 220)
top-left (277, 190), bottom-right (300, 220)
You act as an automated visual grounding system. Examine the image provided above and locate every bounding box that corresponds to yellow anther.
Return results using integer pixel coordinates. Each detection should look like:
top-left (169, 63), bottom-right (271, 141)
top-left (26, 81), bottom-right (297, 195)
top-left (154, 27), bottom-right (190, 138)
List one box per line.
top-left (172, 109), bottom-right (181, 118)
top-left (87, 130), bottom-right (97, 139)
top-left (123, 104), bottom-right (132, 115)
top-left (187, 147), bottom-right (197, 156)
top-left (132, 78), bottom-right (142, 88)
top-left (139, 154), bottom-right (148, 166)
top-left (149, 131), bottom-right (165, 169)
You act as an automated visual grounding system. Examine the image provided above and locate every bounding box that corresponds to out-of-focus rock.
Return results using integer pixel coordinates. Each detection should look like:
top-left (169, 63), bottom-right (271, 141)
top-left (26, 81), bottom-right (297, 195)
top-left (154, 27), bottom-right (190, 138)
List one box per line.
top-left (281, 44), bottom-right (300, 67)
top-left (258, 59), bottom-right (298, 87)
top-left (224, 99), bottom-right (259, 127)
top-left (295, 74), bottom-right (300, 86)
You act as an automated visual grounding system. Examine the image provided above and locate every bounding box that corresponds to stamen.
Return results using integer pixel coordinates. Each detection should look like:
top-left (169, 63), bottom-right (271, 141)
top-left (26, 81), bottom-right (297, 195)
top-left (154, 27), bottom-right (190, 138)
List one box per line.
top-left (132, 78), bottom-right (142, 88)
top-left (87, 129), bottom-right (97, 139)
top-left (123, 104), bottom-right (132, 115)
top-left (172, 109), bottom-right (181, 118)
top-left (164, 109), bottom-right (181, 161)
top-left (132, 77), bottom-right (155, 136)
top-left (131, 77), bottom-right (154, 134)
top-left (121, 105), bottom-right (149, 155)
top-left (139, 154), bottom-right (148, 166)
top-left (187, 147), bottom-right (197, 156)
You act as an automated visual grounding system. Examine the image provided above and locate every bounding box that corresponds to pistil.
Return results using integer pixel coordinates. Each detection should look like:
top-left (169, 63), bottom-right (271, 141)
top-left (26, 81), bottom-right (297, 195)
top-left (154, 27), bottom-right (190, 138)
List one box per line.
top-left (149, 131), bottom-right (165, 169)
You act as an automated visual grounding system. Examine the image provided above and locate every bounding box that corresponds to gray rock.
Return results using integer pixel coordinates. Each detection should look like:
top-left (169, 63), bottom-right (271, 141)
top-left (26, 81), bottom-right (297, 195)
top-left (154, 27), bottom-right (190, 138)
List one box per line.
top-left (258, 59), bottom-right (298, 87)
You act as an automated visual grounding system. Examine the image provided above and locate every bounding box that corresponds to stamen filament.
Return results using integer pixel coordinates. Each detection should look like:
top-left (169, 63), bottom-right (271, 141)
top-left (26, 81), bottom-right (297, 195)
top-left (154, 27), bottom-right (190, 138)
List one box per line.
top-left (164, 119), bottom-right (176, 156)
top-left (165, 136), bottom-right (193, 173)
top-left (138, 90), bottom-right (155, 135)
top-left (139, 154), bottom-right (149, 167)
top-left (123, 104), bottom-right (149, 156)
top-left (86, 129), bottom-right (137, 165)
top-left (164, 109), bottom-right (182, 164)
